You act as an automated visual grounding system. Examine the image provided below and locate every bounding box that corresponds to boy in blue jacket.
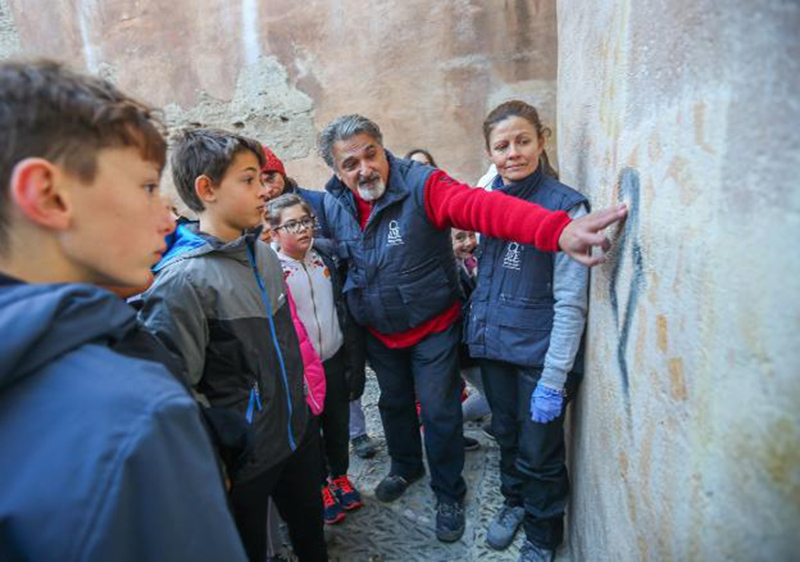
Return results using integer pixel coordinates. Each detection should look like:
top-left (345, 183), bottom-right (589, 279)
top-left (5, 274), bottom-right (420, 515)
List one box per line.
top-left (0, 60), bottom-right (247, 561)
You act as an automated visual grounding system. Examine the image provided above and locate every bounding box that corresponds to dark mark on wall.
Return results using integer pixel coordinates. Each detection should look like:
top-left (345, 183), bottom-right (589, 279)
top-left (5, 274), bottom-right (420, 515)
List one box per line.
top-left (609, 168), bottom-right (645, 416)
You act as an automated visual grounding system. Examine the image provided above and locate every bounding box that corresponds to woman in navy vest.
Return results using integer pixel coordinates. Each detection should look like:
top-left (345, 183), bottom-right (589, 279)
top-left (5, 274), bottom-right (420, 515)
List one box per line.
top-left (464, 101), bottom-right (589, 562)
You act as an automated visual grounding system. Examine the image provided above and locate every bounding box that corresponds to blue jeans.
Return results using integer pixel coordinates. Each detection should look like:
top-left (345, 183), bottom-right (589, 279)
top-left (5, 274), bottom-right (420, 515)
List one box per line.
top-left (366, 321), bottom-right (466, 503)
top-left (349, 398), bottom-right (367, 440)
top-left (480, 359), bottom-right (579, 549)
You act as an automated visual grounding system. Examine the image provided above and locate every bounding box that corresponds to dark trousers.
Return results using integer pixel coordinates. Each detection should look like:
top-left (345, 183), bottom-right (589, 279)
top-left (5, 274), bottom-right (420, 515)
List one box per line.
top-left (480, 359), bottom-right (578, 549)
top-left (366, 320), bottom-right (466, 503)
top-left (229, 424), bottom-right (327, 562)
top-left (319, 347), bottom-right (350, 480)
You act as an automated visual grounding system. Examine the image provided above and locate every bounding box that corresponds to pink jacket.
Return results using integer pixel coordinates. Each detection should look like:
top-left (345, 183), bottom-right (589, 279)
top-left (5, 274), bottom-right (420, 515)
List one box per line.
top-left (286, 286), bottom-right (326, 415)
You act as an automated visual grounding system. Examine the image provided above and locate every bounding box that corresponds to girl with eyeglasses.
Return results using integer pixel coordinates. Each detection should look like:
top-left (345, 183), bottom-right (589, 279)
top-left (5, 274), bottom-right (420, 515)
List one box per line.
top-left (266, 193), bottom-right (368, 527)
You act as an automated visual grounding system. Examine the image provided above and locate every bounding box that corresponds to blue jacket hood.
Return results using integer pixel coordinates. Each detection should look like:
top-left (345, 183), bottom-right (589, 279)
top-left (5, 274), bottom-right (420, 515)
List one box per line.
top-left (0, 279), bottom-right (250, 561)
top-left (153, 221), bottom-right (211, 272)
top-left (0, 281), bottom-right (135, 391)
top-left (153, 221), bottom-right (260, 273)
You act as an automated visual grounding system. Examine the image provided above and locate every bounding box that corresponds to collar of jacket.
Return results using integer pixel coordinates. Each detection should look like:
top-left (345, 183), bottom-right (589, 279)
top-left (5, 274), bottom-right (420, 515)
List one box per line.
top-left (0, 281), bottom-right (136, 390)
top-left (492, 165), bottom-right (545, 200)
top-left (154, 221), bottom-right (260, 272)
top-left (277, 240), bottom-right (316, 265)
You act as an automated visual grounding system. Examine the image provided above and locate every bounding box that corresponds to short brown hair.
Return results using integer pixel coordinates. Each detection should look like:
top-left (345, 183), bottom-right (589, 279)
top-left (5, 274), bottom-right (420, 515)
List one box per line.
top-left (170, 128), bottom-right (266, 213)
top-left (0, 59), bottom-right (166, 252)
top-left (265, 193), bottom-right (313, 228)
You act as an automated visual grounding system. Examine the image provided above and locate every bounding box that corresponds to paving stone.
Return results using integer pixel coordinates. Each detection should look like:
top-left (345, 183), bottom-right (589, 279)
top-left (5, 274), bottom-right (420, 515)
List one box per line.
top-left (280, 369), bottom-right (572, 561)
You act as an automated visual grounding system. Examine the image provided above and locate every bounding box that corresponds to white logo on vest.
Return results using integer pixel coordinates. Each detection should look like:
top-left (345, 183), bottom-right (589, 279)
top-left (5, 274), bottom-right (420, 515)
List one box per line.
top-left (502, 242), bottom-right (522, 270)
top-left (387, 220), bottom-right (404, 246)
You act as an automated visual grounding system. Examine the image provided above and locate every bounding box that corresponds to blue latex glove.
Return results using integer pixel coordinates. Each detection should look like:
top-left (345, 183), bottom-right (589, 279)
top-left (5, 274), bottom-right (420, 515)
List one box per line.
top-left (530, 384), bottom-right (564, 423)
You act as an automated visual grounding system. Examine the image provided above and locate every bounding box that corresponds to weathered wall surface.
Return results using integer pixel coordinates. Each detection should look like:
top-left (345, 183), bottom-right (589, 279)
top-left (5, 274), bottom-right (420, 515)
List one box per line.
top-left (0, 0), bottom-right (557, 193)
top-left (557, 0), bottom-right (800, 560)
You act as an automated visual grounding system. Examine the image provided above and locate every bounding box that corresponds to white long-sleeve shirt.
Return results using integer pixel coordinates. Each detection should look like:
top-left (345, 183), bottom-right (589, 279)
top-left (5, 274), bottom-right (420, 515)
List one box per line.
top-left (278, 248), bottom-right (344, 362)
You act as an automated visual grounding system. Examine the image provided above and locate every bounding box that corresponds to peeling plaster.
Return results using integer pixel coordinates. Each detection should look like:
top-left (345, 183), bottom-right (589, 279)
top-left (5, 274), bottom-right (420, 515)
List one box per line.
top-left (162, 56), bottom-right (316, 160)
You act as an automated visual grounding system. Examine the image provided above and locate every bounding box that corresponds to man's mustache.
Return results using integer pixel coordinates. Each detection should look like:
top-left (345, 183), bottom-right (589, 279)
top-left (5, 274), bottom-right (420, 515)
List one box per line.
top-left (358, 173), bottom-right (380, 186)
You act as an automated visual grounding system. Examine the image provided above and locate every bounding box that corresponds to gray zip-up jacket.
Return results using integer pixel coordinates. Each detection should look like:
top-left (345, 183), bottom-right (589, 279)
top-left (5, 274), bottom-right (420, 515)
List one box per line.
top-left (138, 223), bottom-right (308, 484)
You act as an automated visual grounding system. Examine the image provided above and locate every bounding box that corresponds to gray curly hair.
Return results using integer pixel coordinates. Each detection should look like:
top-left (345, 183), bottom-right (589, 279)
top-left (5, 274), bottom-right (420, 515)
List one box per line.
top-left (317, 114), bottom-right (383, 169)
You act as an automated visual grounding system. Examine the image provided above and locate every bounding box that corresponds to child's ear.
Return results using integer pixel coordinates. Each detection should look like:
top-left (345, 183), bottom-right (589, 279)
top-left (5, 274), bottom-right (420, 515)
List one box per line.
top-left (9, 158), bottom-right (70, 230)
top-left (195, 175), bottom-right (217, 204)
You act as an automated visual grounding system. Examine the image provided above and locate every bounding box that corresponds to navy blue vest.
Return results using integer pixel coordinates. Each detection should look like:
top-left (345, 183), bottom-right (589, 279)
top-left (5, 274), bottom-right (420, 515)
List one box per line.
top-left (322, 151), bottom-right (462, 334)
top-left (464, 169), bottom-right (588, 368)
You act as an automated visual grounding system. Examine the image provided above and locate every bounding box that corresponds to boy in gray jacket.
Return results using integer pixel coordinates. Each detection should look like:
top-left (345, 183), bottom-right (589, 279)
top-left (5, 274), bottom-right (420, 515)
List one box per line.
top-left (138, 128), bottom-right (326, 562)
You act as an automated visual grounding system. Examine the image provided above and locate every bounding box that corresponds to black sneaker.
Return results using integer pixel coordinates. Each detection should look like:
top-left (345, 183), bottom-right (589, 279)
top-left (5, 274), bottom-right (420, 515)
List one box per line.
top-left (436, 500), bottom-right (465, 542)
top-left (374, 467), bottom-right (425, 502)
top-left (463, 435), bottom-right (480, 451)
top-left (351, 434), bottom-right (377, 459)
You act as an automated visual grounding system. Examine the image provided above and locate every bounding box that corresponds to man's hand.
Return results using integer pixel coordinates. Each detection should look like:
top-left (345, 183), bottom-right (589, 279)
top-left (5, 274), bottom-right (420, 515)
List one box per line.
top-left (557, 205), bottom-right (628, 266)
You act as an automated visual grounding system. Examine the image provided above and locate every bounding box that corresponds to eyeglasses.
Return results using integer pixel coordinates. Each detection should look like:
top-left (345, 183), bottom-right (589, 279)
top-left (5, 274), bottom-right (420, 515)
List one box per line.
top-left (275, 216), bottom-right (315, 234)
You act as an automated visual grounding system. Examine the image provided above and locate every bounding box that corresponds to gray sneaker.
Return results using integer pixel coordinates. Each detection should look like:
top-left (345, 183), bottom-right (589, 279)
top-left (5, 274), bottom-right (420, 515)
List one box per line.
top-left (351, 434), bottom-right (377, 459)
top-left (518, 539), bottom-right (556, 562)
top-left (486, 503), bottom-right (525, 550)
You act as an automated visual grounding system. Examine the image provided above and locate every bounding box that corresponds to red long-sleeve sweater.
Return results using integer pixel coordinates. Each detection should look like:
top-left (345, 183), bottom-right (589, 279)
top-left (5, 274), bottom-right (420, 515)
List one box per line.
top-left (355, 169), bottom-right (572, 349)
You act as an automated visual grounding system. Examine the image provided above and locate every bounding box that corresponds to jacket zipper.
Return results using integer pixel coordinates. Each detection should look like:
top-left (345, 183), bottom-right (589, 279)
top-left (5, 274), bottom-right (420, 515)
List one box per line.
top-left (245, 244), bottom-right (297, 452)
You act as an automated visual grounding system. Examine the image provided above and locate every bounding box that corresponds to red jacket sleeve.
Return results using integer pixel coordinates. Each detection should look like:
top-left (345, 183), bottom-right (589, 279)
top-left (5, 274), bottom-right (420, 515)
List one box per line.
top-left (422, 169), bottom-right (571, 252)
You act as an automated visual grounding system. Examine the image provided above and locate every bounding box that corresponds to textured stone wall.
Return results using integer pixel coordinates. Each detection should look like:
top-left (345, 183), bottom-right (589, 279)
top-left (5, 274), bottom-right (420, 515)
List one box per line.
top-left (4, 1), bottom-right (797, 558)
top-left (557, 1), bottom-right (800, 560)
top-left (0, 0), bottom-right (558, 196)
top-left (0, 0), bottom-right (19, 59)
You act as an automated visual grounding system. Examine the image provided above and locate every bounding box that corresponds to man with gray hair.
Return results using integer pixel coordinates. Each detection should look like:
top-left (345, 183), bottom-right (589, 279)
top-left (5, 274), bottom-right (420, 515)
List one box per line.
top-left (316, 114), bottom-right (626, 543)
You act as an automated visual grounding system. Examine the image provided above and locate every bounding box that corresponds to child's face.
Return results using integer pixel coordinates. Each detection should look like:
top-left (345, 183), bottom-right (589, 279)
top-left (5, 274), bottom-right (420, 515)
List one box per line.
top-left (259, 214), bottom-right (274, 243)
top-left (61, 147), bottom-right (175, 287)
top-left (273, 204), bottom-right (314, 258)
top-left (451, 229), bottom-right (477, 260)
top-left (212, 150), bottom-right (268, 233)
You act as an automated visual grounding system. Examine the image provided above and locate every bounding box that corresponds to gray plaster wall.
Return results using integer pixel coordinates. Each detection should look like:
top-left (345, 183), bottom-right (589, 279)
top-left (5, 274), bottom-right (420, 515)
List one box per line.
top-left (556, 1), bottom-right (800, 560)
top-left (0, 0), bottom-right (19, 59)
top-left (0, 0), bottom-right (558, 194)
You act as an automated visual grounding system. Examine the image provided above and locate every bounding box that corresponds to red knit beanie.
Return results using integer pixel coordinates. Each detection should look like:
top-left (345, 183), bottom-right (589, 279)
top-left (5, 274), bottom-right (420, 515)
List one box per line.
top-left (261, 146), bottom-right (286, 176)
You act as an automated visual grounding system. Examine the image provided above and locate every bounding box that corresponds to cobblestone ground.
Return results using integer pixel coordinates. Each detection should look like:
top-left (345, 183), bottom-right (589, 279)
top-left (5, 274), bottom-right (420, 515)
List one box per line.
top-left (307, 369), bottom-right (572, 562)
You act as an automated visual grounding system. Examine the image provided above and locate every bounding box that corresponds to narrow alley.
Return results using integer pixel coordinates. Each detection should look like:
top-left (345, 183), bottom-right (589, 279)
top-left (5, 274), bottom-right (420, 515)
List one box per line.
top-left (270, 370), bottom-right (572, 561)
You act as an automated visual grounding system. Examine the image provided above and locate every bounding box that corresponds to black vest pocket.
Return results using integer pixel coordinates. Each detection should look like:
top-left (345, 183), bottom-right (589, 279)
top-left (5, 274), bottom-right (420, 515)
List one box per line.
top-left (489, 302), bottom-right (554, 367)
top-left (396, 264), bottom-right (454, 328)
